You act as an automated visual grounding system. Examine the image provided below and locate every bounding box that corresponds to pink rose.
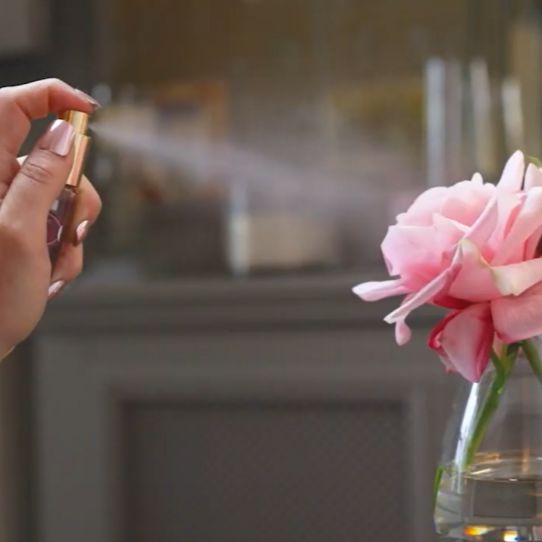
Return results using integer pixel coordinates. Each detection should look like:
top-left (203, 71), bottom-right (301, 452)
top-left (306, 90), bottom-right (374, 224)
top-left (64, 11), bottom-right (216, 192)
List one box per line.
top-left (354, 151), bottom-right (542, 382)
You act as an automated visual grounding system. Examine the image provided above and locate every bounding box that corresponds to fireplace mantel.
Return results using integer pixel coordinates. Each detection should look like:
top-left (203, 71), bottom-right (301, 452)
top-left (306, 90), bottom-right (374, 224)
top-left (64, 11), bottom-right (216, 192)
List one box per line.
top-left (31, 274), bottom-right (455, 542)
top-left (39, 273), bottom-right (441, 335)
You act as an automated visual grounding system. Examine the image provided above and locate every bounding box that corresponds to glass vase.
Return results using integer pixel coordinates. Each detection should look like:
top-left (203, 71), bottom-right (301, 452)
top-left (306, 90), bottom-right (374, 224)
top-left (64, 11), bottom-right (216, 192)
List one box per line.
top-left (434, 337), bottom-right (542, 542)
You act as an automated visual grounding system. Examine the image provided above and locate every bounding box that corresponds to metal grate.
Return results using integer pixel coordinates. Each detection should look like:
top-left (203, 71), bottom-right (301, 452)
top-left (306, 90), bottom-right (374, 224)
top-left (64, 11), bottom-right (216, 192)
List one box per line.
top-left (123, 402), bottom-right (407, 542)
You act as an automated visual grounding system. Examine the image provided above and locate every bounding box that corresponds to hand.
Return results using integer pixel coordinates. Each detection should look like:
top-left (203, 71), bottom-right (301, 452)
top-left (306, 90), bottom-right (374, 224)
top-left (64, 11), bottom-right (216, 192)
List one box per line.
top-left (0, 79), bottom-right (102, 358)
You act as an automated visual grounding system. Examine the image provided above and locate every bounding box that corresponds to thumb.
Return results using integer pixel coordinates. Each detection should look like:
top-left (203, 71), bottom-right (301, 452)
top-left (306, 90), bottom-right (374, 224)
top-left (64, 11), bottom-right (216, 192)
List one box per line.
top-left (1, 120), bottom-right (75, 232)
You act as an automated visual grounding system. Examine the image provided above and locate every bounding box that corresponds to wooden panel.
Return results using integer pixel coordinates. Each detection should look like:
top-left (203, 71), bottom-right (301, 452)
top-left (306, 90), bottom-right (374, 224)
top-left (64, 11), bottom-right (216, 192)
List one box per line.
top-left (123, 403), bottom-right (407, 542)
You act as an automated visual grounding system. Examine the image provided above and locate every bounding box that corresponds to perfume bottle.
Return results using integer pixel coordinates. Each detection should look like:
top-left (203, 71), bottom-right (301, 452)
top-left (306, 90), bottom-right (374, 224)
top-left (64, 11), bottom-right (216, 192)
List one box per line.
top-left (47, 111), bottom-right (91, 263)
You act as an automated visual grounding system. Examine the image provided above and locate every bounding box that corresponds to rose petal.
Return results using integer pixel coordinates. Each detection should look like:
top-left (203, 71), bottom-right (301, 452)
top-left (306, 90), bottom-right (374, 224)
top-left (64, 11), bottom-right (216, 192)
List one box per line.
top-left (471, 172), bottom-right (484, 186)
top-left (384, 249), bottom-right (462, 325)
top-left (431, 293), bottom-right (470, 310)
top-left (525, 163), bottom-right (542, 190)
top-left (491, 257), bottom-right (542, 296)
top-left (429, 304), bottom-right (494, 382)
top-left (525, 224), bottom-right (542, 260)
top-left (523, 167), bottom-right (542, 259)
top-left (497, 150), bottom-right (525, 192)
top-left (395, 318), bottom-right (412, 346)
top-left (428, 310), bottom-right (459, 372)
top-left (352, 279), bottom-right (409, 302)
top-left (428, 311), bottom-right (454, 347)
top-left (432, 213), bottom-right (469, 237)
top-left (381, 225), bottom-right (444, 284)
top-left (487, 192), bottom-right (524, 254)
top-left (396, 186), bottom-right (449, 226)
top-left (491, 186), bottom-right (542, 265)
top-left (463, 196), bottom-right (498, 257)
top-left (492, 281), bottom-right (542, 342)
top-left (441, 180), bottom-right (495, 226)
top-left (448, 240), bottom-right (502, 301)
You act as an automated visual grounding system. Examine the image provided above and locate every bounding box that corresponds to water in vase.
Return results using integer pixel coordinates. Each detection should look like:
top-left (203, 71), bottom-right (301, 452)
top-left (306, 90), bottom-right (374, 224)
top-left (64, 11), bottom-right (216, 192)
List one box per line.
top-left (435, 454), bottom-right (542, 541)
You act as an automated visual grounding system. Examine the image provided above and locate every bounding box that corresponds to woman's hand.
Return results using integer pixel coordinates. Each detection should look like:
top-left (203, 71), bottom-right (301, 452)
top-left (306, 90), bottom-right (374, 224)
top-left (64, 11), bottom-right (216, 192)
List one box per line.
top-left (0, 79), bottom-right (102, 357)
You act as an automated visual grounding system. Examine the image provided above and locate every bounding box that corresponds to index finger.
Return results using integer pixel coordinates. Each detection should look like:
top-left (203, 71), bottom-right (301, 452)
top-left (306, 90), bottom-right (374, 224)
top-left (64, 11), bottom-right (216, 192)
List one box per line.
top-left (0, 79), bottom-right (96, 156)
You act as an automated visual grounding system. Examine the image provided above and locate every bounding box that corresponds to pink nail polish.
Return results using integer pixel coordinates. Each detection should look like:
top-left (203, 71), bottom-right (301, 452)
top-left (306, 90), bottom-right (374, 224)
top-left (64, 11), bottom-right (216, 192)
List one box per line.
top-left (48, 111), bottom-right (92, 264)
top-left (75, 89), bottom-right (101, 110)
top-left (40, 120), bottom-right (75, 157)
top-left (75, 220), bottom-right (90, 245)
top-left (48, 280), bottom-right (65, 299)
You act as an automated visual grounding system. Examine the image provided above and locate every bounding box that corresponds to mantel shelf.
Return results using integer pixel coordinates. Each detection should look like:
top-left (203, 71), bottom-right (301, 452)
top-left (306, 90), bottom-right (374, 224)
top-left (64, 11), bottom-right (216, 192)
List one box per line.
top-left (39, 273), bottom-right (442, 335)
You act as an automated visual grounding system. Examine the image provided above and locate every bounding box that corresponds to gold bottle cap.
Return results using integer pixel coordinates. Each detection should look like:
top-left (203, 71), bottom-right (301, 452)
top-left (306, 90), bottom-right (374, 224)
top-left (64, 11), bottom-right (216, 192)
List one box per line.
top-left (60, 110), bottom-right (89, 135)
top-left (59, 110), bottom-right (91, 187)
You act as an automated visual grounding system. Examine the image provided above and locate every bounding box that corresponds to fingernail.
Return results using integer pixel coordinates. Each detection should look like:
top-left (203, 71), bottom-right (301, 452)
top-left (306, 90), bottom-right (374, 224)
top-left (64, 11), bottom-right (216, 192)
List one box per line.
top-left (75, 89), bottom-right (101, 110)
top-left (48, 280), bottom-right (65, 299)
top-left (40, 120), bottom-right (75, 156)
top-left (75, 220), bottom-right (90, 245)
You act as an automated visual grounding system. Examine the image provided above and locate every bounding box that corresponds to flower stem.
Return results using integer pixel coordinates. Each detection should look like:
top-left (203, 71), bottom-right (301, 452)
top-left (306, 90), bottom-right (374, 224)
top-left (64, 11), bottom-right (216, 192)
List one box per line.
top-left (462, 347), bottom-right (515, 468)
top-left (433, 463), bottom-right (445, 509)
top-left (521, 339), bottom-right (542, 385)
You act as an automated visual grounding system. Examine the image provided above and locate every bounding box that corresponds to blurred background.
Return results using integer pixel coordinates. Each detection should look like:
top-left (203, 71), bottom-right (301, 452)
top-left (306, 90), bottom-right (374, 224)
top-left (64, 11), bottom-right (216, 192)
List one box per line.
top-left (0, 0), bottom-right (540, 541)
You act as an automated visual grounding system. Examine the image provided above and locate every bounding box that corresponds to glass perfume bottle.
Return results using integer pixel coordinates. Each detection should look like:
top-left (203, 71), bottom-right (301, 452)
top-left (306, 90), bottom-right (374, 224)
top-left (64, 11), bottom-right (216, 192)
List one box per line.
top-left (47, 111), bottom-right (91, 263)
